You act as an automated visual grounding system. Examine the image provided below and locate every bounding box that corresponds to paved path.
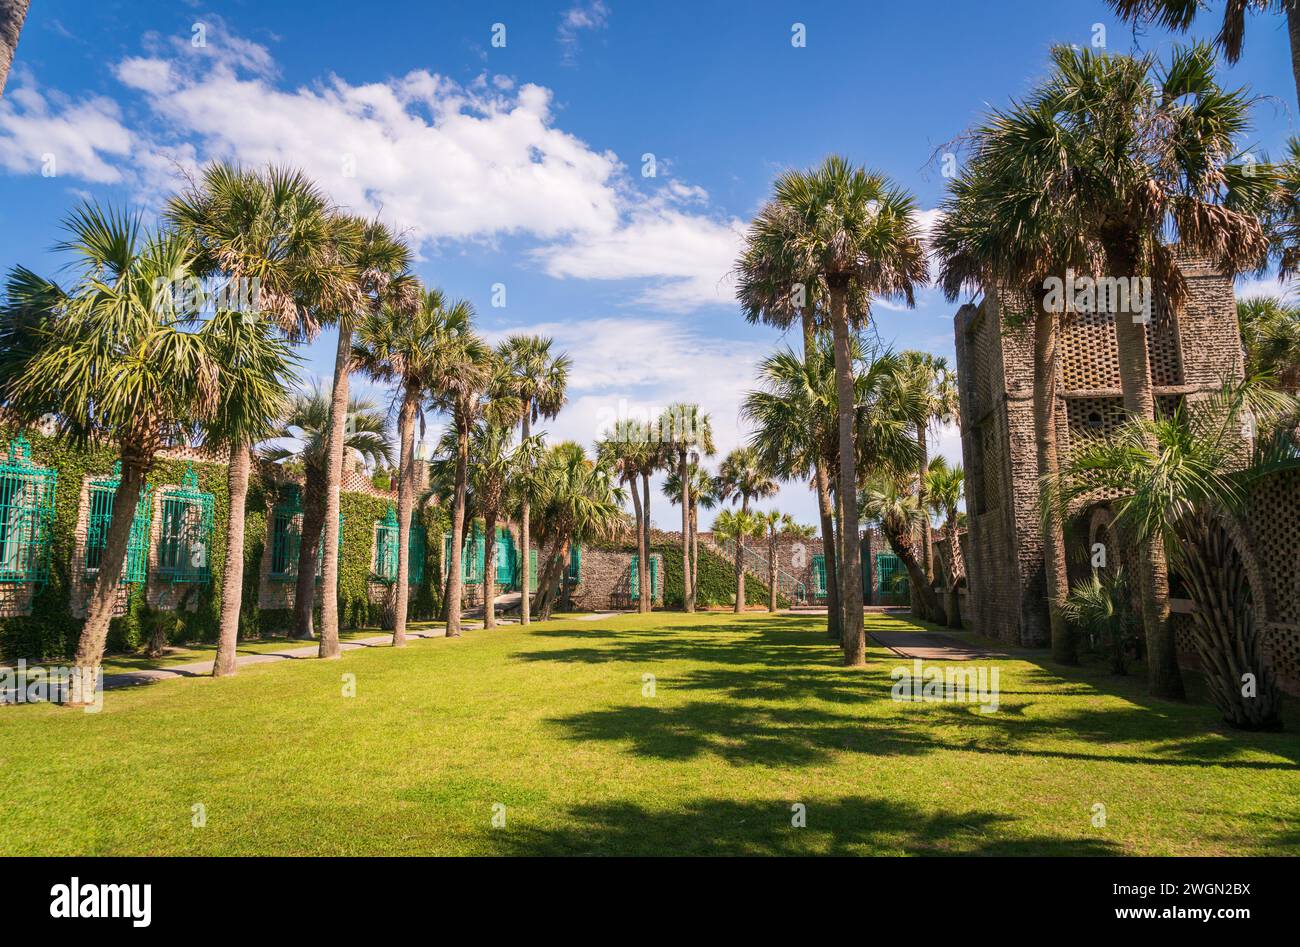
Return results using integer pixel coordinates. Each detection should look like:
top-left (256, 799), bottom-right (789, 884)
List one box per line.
top-left (868, 630), bottom-right (1011, 661)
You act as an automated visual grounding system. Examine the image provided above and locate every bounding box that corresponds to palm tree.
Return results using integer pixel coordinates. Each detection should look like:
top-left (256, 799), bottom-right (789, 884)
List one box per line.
top-left (495, 335), bottom-right (571, 626)
top-left (949, 44), bottom-right (1272, 697)
top-left (657, 404), bottom-right (714, 613)
top-left (461, 421), bottom-right (531, 629)
top-left (861, 474), bottom-right (945, 622)
top-left (1238, 297), bottom-right (1300, 395)
top-left (768, 156), bottom-right (929, 666)
top-left (662, 460), bottom-right (716, 604)
top-left (1061, 570), bottom-right (1136, 676)
top-left (426, 300), bottom-right (494, 637)
top-left (597, 419), bottom-right (656, 612)
top-left (0, 205), bottom-right (227, 700)
top-left (317, 216), bottom-right (415, 658)
top-left (167, 163), bottom-right (340, 674)
top-left (898, 352), bottom-right (958, 589)
top-left (530, 442), bottom-right (625, 619)
top-left (1048, 379), bottom-right (1299, 729)
top-left (711, 508), bottom-right (762, 612)
top-left (353, 287), bottom-right (469, 645)
top-left (0, 1), bottom-right (30, 97)
top-left (1107, 0), bottom-right (1300, 109)
top-left (924, 457), bottom-right (966, 630)
top-left (735, 198), bottom-right (843, 640)
top-left (715, 447), bottom-right (778, 614)
top-left (261, 391), bottom-right (392, 640)
top-left (755, 511), bottom-right (815, 612)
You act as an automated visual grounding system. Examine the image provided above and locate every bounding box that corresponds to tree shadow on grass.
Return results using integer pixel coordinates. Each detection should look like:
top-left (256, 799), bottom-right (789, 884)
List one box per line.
top-left (491, 795), bottom-right (1123, 856)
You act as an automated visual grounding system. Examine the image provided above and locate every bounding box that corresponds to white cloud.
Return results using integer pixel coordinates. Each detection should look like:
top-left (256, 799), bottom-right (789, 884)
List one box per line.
top-left (558, 1), bottom-right (611, 63)
top-left (0, 83), bottom-right (135, 184)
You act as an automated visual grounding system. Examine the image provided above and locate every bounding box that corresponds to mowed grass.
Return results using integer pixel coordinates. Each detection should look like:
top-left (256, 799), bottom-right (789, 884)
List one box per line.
top-left (1, 610), bottom-right (1297, 855)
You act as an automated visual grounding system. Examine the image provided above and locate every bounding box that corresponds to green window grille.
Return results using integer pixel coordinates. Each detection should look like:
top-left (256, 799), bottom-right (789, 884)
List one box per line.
top-left (875, 551), bottom-right (909, 605)
top-left (374, 504), bottom-right (399, 584)
top-left (812, 554), bottom-right (827, 598)
top-left (495, 525), bottom-right (516, 587)
top-left (629, 554), bottom-right (659, 598)
top-left (443, 525), bottom-right (486, 585)
top-left (315, 513), bottom-right (343, 584)
top-left (157, 464), bottom-right (214, 584)
top-left (85, 462), bottom-right (152, 585)
top-left (0, 435), bottom-right (57, 585)
top-left (567, 542), bottom-right (582, 585)
top-left (409, 524), bottom-right (426, 584)
top-left (269, 485), bottom-right (303, 581)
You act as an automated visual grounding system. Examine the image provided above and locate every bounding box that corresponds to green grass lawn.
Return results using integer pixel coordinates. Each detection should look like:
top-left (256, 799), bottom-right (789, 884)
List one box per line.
top-left (1, 610), bottom-right (1296, 855)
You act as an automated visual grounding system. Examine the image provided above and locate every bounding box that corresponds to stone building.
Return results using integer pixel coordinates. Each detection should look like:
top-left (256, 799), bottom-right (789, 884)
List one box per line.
top-left (952, 261), bottom-right (1300, 693)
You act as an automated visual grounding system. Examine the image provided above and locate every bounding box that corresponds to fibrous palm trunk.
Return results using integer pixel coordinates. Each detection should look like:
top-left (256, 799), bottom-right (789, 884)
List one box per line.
top-left (917, 423), bottom-right (932, 584)
top-left (318, 322), bottom-right (353, 658)
top-left (1033, 292), bottom-right (1075, 663)
top-left (0, 0), bottom-right (31, 98)
top-left (733, 498), bottom-right (748, 614)
top-left (801, 304), bottom-right (841, 641)
top-left (1109, 248), bottom-right (1184, 699)
top-left (483, 510), bottom-right (498, 629)
top-left (640, 472), bottom-right (653, 611)
top-left (446, 416), bottom-right (469, 637)
top-left (72, 455), bottom-right (149, 703)
top-left (629, 475), bottom-right (647, 612)
top-left (213, 442), bottom-right (250, 675)
top-left (884, 523), bottom-right (944, 621)
top-left (943, 517), bottom-right (965, 629)
top-left (827, 283), bottom-right (865, 665)
top-left (392, 387), bottom-right (417, 646)
top-left (519, 408), bottom-right (532, 625)
top-left (292, 476), bottom-right (324, 640)
top-left (1288, 1), bottom-right (1300, 112)
top-left (680, 451), bottom-right (693, 612)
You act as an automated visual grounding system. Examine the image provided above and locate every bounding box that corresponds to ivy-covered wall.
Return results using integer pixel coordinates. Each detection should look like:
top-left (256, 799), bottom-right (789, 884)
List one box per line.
top-left (0, 428), bottom-right (446, 661)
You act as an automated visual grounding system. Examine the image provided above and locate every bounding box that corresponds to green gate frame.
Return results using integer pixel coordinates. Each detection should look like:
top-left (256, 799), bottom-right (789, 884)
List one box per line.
top-left (875, 551), bottom-right (909, 605)
top-left (0, 435), bottom-right (57, 585)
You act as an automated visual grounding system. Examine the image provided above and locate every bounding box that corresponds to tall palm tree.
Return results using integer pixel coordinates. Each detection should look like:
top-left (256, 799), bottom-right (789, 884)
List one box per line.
top-left (924, 456), bottom-right (966, 630)
top-left (1048, 379), bottom-right (1299, 729)
top-left (950, 44), bottom-right (1272, 697)
top-left (769, 156), bottom-right (929, 666)
top-left (898, 352), bottom-right (958, 588)
top-left (715, 447), bottom-right (778, 614)
top-left (495, 335), bottom-right (571, 625)
top-left (861, 474), bottom-right (945, 621)
top-left (317, 216), bottom-right (414, 658)
top-left (261, 391), bottom-right (392, 640)
top-left (1238, 297), bottom-right (1300, 395)
top-left (735, 199), bottom-right (844, 640)
top-left (426, 301), bottom-right (494, 637)
top-left (460, 421), bottom-right (530, 629)
top-left (662, 460), bottom-right (716, 604)
top-left (597, 419), bottom-right (656, 612)
top-left (530, 441), bottom-right (625, 619)
top-left (1107, 0), bottom-right (1300, 109)
top-left (755, 511), bottom-right (815, 612)
top-left (353, 287), bottom-right (470, 645)
top-left (0, 1), bottom-right (30, 97)
top-left (657, 403), bottom-right (714, 613)
top-left (167, 163), bottom-right (341, 673)
top-left (0, 206), bottom-right (228, 700)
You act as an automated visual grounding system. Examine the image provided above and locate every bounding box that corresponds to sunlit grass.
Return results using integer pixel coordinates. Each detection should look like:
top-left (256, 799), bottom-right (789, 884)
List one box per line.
top-left (1, 611), bottom-right (1295, 855)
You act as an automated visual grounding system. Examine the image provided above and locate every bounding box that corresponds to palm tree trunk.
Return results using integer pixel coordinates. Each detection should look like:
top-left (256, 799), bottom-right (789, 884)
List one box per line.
top-left (1288, 0), bottom-right (1300, 112)
top-left (768, 536), bottom-right (778, 613)
top-left (534, 540), bottom-right (567, 620)
top-left (884, 524), bottom-right (944, 620)
top-left (318, 321), bottom-right (353, 658)
top-left (640, 472), bottom-right (653, 611)
top-left (944, 518), bottom-right (964, 629)
top-left (827, 283), bottom-right (865, 666)
top-left (800, 304), bottom-right (841, 640)
top-left (680, 452), bottom-right (693, 612)
top-left (446, 416), bottom-right (469, 637)
top-left (1033, 292), bottom-right (1075, 664)
top-left (691, 503), bottom-right (699, 598)
top-left (519, 408), bottom-right (532, 625)
top-left (1109, 247), bottom-right (1184, 699)
top-left (213, 442), bottom-right (250, 676)
top-left (629, 475), bottom-right (647, 612)
top-left (292, 480), bottom-right (324, 640)
top-left (72, 456), bottom-right (148, 703)
top-left (483, 511), bottom-right (498, 629)
top-left (392, 388), bottom-right (418, 646)
top-left (917, 423), bottom-right (932, 582)
top-left (0, 0), bottom-right (31, 98)
top-left (734, 498), bottom-right (747, 614)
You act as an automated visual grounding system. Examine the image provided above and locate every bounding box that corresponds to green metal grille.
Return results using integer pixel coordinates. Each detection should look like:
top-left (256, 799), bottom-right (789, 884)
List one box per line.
top-left (443, 525), bottom-right (486, 585)
top-left (493, 526), bottom-right (515, 588)
top-left (812, 554), bottom-right (827, 598)
top-left (157, 465), bottom-right (214, 584)
top-left (374, 504), bottom-right (399, 584)
top-left (85, 462), bottom-right (152, 585)
top-left (0, 435), bottom-right (57, 584)
top-left (630, 554), bottom-right (659, 598)
top-left (269, 485), bottom-right (303, 582)
top-left (409, 524), bottom-right (426, 584)
top-left (875, 551), bottom-right (909, 605)
top-left (567, 542), bottom-right (582, 585)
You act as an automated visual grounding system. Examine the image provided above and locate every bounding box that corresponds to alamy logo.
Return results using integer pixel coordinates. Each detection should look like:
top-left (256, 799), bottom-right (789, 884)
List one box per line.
top-left (1042, 269), bottom-right (1153, 324)
top-left (49, 877), bottom-right (151, 928)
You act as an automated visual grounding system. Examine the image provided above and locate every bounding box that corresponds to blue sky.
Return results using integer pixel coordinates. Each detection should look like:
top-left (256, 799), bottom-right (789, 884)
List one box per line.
top-left (2, 0), bottom-right (1296, 526)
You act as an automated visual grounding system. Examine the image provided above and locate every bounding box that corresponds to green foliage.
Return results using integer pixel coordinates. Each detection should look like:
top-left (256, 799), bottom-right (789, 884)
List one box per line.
top-left (651, 542), bottom-right (774, 609)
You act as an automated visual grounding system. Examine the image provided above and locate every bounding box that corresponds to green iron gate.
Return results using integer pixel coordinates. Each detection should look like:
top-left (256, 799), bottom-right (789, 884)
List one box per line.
top-left (874, 551), bottom-right (909, 605)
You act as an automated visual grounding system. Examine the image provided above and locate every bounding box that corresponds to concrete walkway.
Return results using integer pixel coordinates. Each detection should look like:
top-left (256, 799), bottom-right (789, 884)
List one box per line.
top-left (868, 630), bottom-right (1011, 661)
